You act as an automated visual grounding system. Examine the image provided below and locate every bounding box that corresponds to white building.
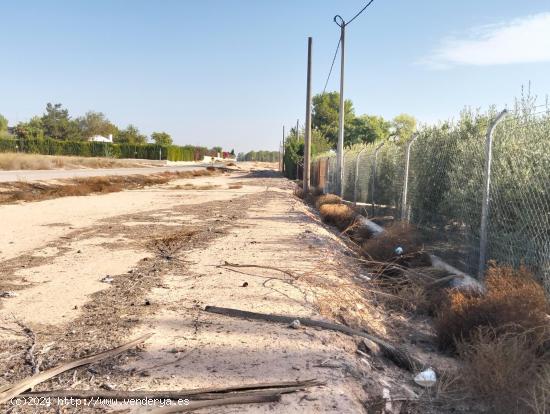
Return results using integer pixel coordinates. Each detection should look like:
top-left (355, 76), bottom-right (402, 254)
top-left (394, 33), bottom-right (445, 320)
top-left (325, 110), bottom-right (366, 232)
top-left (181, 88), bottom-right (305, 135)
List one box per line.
top-left (89, 134), bottom-right (113, 143)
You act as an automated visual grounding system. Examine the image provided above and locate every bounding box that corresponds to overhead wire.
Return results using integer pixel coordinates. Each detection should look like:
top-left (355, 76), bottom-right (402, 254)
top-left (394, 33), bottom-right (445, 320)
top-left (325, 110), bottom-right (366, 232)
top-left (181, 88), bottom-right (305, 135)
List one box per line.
top-left (345, 0), bottom-right (376, 26)
top-left (322, 38), bottom-right (341, 94)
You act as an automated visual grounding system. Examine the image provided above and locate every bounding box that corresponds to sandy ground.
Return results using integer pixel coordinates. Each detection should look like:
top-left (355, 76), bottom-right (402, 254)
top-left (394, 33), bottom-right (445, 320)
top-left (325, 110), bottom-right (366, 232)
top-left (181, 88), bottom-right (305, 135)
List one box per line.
top-left (0, 164), bottom-right (216, 183)
top-left (0, 164), bottom-right (439, 413)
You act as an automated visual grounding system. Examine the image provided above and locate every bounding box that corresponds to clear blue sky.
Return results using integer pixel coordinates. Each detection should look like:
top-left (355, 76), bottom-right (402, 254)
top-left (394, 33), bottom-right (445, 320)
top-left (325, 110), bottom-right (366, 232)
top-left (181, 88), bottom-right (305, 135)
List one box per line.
top-left (1, 0), bottom-right (549, 152)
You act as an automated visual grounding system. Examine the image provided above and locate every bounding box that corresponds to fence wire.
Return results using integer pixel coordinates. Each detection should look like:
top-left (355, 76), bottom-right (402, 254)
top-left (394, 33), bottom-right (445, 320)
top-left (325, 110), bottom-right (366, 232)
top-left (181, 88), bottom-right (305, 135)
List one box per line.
top-left (311, 107), bottom-right (550, 292)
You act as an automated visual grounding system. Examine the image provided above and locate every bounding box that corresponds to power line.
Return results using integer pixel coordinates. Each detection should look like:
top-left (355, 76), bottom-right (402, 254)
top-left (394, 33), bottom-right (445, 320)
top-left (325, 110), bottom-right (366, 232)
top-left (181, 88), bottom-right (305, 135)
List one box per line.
top-left (345, 0), bottom-right (376, 26)
top-left (322, 38), bottom-right (341, 94)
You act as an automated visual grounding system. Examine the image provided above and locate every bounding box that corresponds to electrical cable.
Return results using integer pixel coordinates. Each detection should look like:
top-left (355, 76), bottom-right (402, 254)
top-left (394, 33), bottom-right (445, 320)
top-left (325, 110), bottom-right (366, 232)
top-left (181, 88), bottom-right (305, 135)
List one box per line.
top-left (345, 0), bottom-right (376, 26)
top-left (322, 38), bottom-right (341, 94)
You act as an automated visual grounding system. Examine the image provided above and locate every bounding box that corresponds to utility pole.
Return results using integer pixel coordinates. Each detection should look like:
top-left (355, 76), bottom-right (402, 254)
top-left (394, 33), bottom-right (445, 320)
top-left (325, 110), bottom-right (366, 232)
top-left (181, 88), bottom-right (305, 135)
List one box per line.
top-left (303, 37), bottom-right (313, 193)
top-left (282, 125), bottom-right (285, 175)
top-left (334, 16), bottom-right (346, 197)
top-left (296, 119), bottom-right (299, 138)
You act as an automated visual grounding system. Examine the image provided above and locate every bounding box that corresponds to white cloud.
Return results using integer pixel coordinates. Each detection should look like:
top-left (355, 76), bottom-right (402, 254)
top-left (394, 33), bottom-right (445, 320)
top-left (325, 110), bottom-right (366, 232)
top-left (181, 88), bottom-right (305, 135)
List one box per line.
top-left (421, 13), bottom-right (550, 68)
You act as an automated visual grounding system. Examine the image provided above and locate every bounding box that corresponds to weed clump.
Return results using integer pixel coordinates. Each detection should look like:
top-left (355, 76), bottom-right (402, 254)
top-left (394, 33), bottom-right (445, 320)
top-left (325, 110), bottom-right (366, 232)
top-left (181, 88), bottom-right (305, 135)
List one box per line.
top-left (456, 327), bottom-right (550, 414)
top-left (361, 222), bottom-right (427, 266)
top-left (435, 264), bottom-right (550, 351)
top-left (314, 194), bottom-right (341, 210)
top-left (319, 203), bottom-right (357, 231)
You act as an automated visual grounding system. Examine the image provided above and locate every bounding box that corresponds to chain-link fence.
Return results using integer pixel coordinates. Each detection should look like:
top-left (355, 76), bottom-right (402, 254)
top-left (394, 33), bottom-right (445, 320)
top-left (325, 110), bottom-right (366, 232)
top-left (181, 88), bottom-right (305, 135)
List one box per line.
top-left (311, 106), bottom-right (550, 292)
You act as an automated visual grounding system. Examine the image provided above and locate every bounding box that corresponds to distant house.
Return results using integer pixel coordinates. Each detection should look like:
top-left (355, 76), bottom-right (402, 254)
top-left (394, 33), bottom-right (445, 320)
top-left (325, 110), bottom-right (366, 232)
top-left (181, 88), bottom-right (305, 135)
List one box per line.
top-left (88, 134), bottom-right (113, 143)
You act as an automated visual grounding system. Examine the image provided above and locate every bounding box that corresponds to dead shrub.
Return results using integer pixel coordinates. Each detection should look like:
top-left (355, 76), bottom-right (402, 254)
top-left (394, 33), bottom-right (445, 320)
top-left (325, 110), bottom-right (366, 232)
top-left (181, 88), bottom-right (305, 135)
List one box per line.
top-left (149, 228), bottom-right (199, 257)
top-left (314, 193), bottom-right (341, 210)
top-left (435, 264), bottom-right (550, 351)
top-left (361, 222), bottom-right (426, 265)
top-left (226, 162), bottom-right (236, 166)
top-left (370, 266), bottom-right (448, 313)
top-left (319, 203), bottom-right (357, 231)
top-left (525, 364), bottom-right (550, 414)
top-left (456, 327), bottom-right (550, 414)
top-left (294, 186), bottom-right (305, 199)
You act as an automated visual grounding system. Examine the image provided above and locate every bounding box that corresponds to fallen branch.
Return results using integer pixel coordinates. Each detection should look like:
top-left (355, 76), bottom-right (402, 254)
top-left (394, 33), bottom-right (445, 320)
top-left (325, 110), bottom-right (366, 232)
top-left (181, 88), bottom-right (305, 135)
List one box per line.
top-left (0, 333), bottom-right (152, 404)
top-left (204, 306), bottom-right (420, 371)
top-left (149, 394), bottom-right (280, 413)
top-left (220, 262), bottom-right (297, 279)
top-left (14, 321), bottom-right (40, 376)
top-left (21, 379), bottom-right (322, 400)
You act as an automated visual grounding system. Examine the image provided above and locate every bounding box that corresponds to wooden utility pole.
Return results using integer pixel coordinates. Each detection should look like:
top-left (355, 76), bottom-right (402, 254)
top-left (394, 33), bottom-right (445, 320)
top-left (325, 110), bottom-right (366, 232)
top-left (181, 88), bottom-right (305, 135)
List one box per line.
top-left (303, 37), bottom-right (313, 193)
top-left (336, 18), bottom-right (346, 197)
top-left (282, 125), bottom-right (285, 174)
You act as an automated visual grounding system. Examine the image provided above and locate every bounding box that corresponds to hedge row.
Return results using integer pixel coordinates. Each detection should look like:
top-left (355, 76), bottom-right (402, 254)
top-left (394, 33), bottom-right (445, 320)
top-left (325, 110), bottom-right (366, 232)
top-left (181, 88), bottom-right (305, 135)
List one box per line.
top-left (0, 137), bottom-right (212, 161)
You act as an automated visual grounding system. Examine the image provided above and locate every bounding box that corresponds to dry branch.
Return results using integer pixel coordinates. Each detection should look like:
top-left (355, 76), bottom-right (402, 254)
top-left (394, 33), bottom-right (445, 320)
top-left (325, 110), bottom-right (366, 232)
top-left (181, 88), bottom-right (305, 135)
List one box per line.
top-left (220, 262), bottom-right (297, 279)
top-left (0, 333), bottom-right (152, 404)
top-left (21, 379), bottom-right (322, 400)
top-left (149, 394), bottom-right (280, 413)
top-left (204, 306), bottom-right (420, 371)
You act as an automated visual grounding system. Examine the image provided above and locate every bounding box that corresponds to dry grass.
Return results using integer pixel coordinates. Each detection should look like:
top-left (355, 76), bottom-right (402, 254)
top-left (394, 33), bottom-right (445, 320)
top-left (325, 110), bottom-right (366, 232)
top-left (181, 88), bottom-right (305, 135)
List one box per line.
top-left (149, 228), bottom-right (200, 258)
top-left (319, 203), bottom-right (357, 231)
top-left (0, 169), bottom-right (220, 204)
top-left (435, 264), bottom-right (550, 351)
top-left (228, 184), bottom-right (243, 189)
top-left (456, 327), bottom-right (550, 413)
top-left (0, 152), bottom-right (152, 170)
top-left (314, 193), bottom-right (341, 210)
top-left (360, 222), bottom-right (430, 274)
top-left (294, 186), bottom-right (305, 199)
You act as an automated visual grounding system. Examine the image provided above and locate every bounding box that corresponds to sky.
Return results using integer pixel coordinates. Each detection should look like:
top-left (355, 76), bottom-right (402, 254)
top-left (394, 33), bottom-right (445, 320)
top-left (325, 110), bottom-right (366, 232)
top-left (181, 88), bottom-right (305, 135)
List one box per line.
top-left (1, 0), bottom-right (549, 153)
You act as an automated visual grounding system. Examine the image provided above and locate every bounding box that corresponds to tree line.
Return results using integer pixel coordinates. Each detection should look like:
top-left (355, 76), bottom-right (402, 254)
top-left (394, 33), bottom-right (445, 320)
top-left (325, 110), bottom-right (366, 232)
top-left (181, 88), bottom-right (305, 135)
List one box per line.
top-left (0, 103), bottom-right (176, 145)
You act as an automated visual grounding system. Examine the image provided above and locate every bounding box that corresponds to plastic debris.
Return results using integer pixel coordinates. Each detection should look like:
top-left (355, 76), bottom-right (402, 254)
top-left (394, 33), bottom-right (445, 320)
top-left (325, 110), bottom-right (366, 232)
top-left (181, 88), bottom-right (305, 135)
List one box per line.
top-left (101, 276), bottom-right (114, 284)
top-left (288, 319), bottom-right (301, 329)
top-left (0, 291), bottom-right (18, 298)
top-left (394, 246), bottom-right (404, 255)
top-left (357, 273), bottom-right (372, 282)
top-left (414, 368), bottom-right (437, 387)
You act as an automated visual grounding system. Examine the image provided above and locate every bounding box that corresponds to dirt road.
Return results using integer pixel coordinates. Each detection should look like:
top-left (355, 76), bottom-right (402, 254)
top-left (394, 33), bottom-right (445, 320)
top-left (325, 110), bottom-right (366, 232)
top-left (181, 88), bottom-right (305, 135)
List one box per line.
top-left (0, 166), bottom-right (420, 413)
top-left (0, 163), bottom-right (212, 183)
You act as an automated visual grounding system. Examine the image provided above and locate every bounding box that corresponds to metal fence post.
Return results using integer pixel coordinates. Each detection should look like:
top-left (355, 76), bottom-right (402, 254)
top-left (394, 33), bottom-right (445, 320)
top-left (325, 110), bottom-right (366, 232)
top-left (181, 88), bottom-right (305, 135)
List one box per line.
top-left (371, 142), bottom-right (384, 217)
top-left (353, 147), bottom-right (367, 203)
top-left (401, 134), bottom-right (418, 220)
top-left (478, 109), bottom-right (508, 279)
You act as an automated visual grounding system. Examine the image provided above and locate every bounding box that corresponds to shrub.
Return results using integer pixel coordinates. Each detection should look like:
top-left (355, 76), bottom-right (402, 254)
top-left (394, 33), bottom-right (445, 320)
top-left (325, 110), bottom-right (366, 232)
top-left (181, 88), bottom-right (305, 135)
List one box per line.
top-left (361, 222), bottom-right (425, 264)
top-left (0, 138), bottom-right (210, 162)
top-left (314, 194), bottom-right (341, 210)
top-left (435, 264), bottom-right (550, 351)
top-left (319, 203), bottom-right (356, 231)
top-left (456, 327), bottom-right (550, 414)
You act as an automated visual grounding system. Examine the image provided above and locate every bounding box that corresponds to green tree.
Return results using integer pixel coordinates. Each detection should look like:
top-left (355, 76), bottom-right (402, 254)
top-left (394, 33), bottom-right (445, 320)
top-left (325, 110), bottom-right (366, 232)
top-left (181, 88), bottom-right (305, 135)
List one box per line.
top-left (213, 146), bottom-right (223, 154)
top-left (392, 113), bottom-right (417, 142)
top-left (312, 92), bottom-right (355, 146)
top-left (115, 125), bottom-right (147, 144)
top-left (41, 103), bottom-right (80, 140)
top-left (349, 115), bottom-right (391, 144)
top-left (151, 131), bottom-right (173, 145)
top-left (0, 114), bottom-right (9, 139)
top-left (77, 111), bottom-right (118, 139)
top-left (0, 114), bottom-right (8, 132)
top-left (14, 117), bottom-right (45, 139)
